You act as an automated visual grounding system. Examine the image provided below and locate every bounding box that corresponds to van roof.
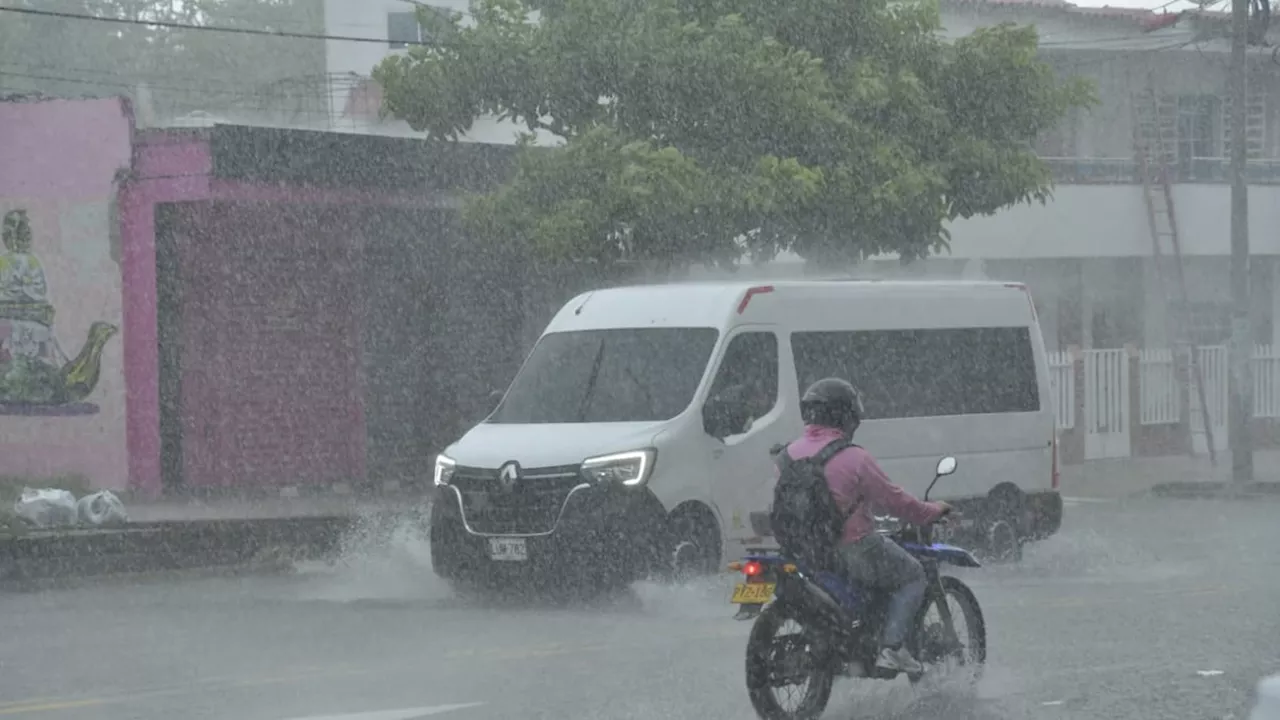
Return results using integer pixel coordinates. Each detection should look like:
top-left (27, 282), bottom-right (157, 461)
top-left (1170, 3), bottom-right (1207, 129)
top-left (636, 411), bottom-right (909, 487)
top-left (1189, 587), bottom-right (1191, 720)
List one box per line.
top-left (544, 279), bottom-right (1036, 333)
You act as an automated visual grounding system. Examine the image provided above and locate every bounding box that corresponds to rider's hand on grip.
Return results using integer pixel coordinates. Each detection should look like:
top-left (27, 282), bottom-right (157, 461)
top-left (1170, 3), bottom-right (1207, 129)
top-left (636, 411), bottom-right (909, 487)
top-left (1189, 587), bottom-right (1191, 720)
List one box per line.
top-left (934, 501), bottom-right (956, 522)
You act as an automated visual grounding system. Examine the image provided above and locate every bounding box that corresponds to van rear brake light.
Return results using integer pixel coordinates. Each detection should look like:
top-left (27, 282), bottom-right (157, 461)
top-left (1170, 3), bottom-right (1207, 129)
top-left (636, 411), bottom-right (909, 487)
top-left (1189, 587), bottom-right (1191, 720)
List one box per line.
top-left (737, 285), bottom-right (775, 314)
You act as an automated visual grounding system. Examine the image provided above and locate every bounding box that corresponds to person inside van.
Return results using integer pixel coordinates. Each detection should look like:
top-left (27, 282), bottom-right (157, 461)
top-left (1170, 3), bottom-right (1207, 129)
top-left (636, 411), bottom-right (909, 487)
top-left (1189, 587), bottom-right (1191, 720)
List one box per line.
top-left (783, 377), bottom-right (952, 674)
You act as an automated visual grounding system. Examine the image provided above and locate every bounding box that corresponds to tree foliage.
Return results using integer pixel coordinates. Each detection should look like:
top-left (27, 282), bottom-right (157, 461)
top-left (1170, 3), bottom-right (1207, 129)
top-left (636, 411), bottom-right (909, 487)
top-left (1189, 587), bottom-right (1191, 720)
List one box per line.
top-left (377, 0), bottom-right (1095, 267)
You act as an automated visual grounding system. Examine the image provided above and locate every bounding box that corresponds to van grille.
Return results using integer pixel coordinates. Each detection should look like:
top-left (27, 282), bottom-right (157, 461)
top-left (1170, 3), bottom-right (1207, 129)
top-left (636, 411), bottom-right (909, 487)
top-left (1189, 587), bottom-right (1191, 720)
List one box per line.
top-left (451, 464), bottom-right (584, 535)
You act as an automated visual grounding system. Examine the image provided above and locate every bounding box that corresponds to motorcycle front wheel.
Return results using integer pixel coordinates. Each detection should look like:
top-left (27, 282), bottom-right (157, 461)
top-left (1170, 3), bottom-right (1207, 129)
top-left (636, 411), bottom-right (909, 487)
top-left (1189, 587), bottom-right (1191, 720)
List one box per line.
top-left (745, 602), bottom-right (836, 720)
top-left (909, 574), bottom-right (987, 685)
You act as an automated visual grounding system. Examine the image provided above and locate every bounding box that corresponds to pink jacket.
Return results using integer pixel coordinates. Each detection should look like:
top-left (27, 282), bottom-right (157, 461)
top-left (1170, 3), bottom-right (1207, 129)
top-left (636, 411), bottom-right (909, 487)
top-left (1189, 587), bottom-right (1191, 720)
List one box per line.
top-left (785, 425), bottom-right (946, 544)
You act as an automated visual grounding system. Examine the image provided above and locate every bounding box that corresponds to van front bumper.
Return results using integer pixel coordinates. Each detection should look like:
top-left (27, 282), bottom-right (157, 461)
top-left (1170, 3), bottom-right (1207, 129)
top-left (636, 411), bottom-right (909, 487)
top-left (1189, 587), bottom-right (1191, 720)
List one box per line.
top-left (429, 480), bottom-right (669, 585)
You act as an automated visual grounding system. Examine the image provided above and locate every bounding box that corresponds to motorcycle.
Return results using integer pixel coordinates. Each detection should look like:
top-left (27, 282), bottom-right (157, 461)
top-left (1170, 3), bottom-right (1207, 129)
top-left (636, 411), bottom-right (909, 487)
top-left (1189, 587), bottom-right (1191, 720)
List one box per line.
top-left (728, 455), bottom-right (987, 720)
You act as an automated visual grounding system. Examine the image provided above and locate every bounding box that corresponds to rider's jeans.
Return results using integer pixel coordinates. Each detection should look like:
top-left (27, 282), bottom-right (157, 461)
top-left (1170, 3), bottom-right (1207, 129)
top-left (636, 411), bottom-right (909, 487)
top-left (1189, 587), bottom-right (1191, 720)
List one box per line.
top-left (836, 533), bottom-right (928, 648)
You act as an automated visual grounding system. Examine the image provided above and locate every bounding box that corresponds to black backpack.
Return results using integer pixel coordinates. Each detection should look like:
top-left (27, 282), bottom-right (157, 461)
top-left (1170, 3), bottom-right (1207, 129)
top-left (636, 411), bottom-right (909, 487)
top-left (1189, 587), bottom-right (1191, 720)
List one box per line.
top-left (769, 439), bottom-right (854, 568)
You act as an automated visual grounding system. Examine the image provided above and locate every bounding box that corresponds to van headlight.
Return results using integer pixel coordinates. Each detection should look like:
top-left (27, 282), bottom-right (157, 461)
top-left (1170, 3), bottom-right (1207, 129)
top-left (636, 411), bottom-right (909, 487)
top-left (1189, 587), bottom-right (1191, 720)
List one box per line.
top-left (434, 454), bottom-right (456, 486)
top-left (581, 449), bottom-right (656, 486)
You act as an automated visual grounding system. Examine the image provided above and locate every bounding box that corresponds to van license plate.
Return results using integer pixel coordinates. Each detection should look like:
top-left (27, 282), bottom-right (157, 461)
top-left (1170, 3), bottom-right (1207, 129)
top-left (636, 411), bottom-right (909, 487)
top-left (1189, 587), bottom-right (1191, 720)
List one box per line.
top-left (488, 538), bottom-right (528, 562)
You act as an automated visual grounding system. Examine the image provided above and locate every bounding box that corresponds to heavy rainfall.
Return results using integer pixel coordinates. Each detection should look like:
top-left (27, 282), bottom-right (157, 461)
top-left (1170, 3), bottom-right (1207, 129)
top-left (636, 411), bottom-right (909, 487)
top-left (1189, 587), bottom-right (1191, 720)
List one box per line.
top-left (0, 0), bottom-right (1278, 719)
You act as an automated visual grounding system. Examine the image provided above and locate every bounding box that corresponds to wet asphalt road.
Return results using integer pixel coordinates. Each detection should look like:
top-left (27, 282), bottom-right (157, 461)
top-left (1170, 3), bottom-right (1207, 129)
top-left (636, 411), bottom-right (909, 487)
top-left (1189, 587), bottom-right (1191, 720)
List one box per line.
top-left (1, 496), bottom-right (1278, 720)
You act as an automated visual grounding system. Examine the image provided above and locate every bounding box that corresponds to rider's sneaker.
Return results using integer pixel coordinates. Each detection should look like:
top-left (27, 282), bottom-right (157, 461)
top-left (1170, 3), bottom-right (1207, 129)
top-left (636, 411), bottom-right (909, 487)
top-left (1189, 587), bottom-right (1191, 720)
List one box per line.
top-left (875, 645), bottom-right (923, 675)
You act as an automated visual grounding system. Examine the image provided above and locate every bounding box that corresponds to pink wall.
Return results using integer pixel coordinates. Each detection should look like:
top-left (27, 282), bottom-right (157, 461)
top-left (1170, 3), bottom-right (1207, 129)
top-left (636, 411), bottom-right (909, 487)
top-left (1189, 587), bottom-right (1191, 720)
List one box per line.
top-left (122, 129), bottom-right (437, 496)
top-left (0, 97), bottom-right (133, 200)
top-left (0, 97), bottom-right (133, 490)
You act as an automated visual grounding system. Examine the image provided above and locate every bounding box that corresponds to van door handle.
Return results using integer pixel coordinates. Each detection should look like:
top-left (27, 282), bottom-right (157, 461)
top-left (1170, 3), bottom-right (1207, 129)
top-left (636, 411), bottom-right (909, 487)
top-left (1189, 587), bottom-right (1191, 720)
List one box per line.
top-left (712, 449), bottom-right (724, 459)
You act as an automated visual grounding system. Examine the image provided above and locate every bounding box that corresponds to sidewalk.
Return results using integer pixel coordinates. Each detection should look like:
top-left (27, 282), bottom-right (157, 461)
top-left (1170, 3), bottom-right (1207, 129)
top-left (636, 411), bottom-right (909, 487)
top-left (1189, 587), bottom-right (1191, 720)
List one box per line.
top-left (1061, 450), bottom-right (1280, 500)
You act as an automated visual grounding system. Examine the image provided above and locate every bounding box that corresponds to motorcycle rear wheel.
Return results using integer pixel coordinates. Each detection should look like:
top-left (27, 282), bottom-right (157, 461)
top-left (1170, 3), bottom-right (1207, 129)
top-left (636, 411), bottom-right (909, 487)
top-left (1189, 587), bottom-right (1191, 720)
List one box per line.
top-left (745, 603), bottom-right (836, 720)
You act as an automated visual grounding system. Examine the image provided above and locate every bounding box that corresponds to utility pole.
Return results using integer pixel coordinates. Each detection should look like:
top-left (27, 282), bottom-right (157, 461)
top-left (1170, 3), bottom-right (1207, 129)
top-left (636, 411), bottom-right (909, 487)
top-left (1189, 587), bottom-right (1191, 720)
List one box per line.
top-left (1228, 0), bottom-right (1254, 482)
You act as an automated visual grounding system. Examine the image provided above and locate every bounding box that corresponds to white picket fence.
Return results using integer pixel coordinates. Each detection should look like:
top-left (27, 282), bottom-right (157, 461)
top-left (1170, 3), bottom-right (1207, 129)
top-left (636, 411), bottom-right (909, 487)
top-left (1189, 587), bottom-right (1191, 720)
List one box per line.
top-left (1047, 350), bottom-right (1075, 432)
top-left (1051, 344), bottom-right (1280, 459)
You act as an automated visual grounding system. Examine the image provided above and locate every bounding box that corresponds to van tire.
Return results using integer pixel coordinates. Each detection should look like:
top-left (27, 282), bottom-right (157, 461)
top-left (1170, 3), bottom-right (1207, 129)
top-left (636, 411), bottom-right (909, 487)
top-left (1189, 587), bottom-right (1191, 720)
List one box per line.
top-left (982, 484), bottom-right (1025, 564)
top-left (666, 505), bottom-right (721, 582)
top-left (429, 525), bottom-right (456, 580)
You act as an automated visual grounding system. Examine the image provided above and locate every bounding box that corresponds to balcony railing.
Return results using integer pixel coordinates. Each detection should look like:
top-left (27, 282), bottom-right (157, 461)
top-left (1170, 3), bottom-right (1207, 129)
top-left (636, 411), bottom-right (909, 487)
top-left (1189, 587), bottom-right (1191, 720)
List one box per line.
top-left (1042, 156), bottom-right (1280, 185)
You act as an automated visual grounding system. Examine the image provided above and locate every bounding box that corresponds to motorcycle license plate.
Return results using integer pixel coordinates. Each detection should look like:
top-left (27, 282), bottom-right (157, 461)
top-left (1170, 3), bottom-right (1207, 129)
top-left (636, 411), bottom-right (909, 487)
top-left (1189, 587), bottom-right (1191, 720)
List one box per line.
top-left (730, 582), bottom-right (775, 604)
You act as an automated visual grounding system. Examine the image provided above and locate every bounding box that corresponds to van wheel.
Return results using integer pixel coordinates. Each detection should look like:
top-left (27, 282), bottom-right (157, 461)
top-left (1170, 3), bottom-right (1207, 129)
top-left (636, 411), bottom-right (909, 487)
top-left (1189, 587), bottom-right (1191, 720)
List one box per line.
top-left (429, 527), bottom-right (456, 580)
top-left (982, 485), bottom-right (1025, 564)
top-left (667, 507), bottom-right (721, 582)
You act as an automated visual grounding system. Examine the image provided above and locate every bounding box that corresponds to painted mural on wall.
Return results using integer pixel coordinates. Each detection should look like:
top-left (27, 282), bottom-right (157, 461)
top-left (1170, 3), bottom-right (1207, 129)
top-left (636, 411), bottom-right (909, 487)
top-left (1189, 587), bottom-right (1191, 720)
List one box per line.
top-left (0, 95), bottom-right (132, 491)
top-left (0, 208), bottom-right (118, 413)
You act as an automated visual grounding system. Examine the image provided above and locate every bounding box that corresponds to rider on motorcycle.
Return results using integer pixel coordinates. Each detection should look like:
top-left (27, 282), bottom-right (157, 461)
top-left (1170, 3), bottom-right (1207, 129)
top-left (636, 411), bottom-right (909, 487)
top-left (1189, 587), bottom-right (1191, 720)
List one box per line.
top-left (782, 377), bottom-right (953, 675)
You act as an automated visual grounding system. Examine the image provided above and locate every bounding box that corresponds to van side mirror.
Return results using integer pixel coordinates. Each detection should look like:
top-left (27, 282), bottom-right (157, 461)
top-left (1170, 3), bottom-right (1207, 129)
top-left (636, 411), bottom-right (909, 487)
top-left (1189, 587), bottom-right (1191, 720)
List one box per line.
top-left (487, 389), bottom-right (504, 412)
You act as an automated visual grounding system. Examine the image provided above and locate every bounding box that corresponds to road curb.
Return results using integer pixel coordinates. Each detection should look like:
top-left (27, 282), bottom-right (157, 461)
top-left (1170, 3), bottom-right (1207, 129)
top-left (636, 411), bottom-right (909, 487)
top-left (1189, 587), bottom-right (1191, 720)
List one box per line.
top-left (0, 514), bottom-right (360, 586)
top-left (0, 556), bottom-right (299, 593)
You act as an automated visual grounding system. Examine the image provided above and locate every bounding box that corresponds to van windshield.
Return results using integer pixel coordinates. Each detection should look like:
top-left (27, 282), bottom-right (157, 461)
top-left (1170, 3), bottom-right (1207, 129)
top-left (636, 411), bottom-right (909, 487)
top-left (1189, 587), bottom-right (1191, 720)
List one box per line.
top-left (489, 327), bottom-right (720, 424)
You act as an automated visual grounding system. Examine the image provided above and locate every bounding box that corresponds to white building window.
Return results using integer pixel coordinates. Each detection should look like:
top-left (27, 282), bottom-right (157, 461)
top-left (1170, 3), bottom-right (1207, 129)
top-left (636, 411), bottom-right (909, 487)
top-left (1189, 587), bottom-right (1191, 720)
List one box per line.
top-left (387, 11), bottom-right (422, 48)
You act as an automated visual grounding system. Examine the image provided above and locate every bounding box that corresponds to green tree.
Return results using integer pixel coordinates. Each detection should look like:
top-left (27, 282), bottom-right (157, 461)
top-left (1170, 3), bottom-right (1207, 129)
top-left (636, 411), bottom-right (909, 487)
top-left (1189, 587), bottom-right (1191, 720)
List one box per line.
top-left (375, 0), bottom-right (1093, 267)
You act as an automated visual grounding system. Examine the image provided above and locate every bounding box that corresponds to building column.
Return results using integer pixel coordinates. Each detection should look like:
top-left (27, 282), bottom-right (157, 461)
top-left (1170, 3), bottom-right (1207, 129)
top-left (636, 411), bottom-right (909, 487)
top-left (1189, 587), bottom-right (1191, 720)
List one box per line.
top-left (117, 179), bottom-right (162, 498)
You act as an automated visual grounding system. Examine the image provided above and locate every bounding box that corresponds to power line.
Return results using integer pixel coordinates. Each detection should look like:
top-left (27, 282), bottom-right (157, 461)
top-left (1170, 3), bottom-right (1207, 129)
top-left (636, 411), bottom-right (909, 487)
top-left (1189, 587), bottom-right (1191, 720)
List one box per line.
top-left (0, 66), bottom-right (362, 97)
top-left (0, 5), bottom-right (432, 46)
top-left (0, 61), bottom-right (367, 92)
top-left (1, 2), bottom-right (1203, 53)
top-left (0, 69), bottom-right (354, 118)
top-left (0, 62), bottom-right (281, 88)
top-left (0, 69), bottom-right (240, 95)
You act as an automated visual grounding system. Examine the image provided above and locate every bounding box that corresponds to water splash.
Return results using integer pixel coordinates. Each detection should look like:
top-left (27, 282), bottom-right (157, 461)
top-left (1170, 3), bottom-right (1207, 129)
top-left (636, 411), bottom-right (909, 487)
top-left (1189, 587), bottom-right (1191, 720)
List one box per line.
top-left (291, 506), bottom-right (450, 604)
top-left (625, 574), bottom-right (737, 619)
top-left (827, 664), bottom-right (1022, 720)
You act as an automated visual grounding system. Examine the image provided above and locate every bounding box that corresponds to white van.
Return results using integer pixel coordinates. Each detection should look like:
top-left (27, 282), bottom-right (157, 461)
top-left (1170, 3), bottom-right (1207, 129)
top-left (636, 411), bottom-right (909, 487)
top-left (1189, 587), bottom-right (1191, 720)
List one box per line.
top-left (429, 280), bottom-right (1062, 587)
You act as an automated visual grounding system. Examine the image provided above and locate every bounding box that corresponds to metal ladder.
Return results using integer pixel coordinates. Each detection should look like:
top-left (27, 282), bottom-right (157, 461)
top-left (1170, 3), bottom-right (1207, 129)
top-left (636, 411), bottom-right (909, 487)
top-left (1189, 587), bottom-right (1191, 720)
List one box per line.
top-left (1132, 85), bottom-right (1217, 465)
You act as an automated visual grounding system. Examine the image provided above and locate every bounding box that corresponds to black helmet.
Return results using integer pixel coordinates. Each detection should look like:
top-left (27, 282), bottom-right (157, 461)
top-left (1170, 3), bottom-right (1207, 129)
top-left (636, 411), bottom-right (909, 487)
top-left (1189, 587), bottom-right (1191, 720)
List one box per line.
top-left (800, 377), bottom-right (864, 435)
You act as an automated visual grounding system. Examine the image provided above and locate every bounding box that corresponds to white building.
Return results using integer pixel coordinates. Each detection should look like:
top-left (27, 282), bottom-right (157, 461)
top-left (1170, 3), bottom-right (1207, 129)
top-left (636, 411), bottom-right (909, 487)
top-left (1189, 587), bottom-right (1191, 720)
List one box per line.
top-left (678, 1), bottom-right (1280, 360)
top-left (928, 0), bottom-right (1280, 356)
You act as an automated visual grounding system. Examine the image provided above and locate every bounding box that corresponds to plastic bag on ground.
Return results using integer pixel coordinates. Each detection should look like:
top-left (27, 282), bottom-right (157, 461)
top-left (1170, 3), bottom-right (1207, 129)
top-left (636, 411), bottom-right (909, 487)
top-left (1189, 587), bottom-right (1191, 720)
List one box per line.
top-left (77, 490), bottom-right (128, 527)
top-left (13, 487), bottom-right (79, 528)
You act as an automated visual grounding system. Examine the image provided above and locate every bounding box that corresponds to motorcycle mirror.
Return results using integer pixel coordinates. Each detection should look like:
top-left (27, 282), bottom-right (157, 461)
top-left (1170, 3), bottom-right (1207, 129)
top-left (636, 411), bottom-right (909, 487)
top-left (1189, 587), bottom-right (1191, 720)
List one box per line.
top-left (935, 456), bottom-right (958, 477)
top-left (924, 455), bottom-right (958, 501)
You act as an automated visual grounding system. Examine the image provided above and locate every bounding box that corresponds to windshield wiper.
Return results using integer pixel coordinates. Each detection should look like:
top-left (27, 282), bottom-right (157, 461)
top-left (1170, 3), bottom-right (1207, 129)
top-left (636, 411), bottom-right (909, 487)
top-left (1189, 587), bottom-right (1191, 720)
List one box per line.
top-left (576, 338), bottom-right (607, 422)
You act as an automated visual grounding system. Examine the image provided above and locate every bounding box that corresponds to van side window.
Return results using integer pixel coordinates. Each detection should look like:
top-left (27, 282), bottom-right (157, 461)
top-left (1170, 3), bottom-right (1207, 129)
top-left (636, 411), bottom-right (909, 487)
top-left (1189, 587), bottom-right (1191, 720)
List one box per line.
top-left (704, 332), bottom-right (779, 435)
top-left (791, 327), bottom-right (1039, 419)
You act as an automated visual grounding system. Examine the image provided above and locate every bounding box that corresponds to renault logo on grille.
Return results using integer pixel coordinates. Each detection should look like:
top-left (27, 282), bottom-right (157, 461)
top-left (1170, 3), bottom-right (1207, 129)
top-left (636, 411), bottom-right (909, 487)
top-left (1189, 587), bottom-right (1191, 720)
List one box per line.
top-left (497, 461), bottom-right (521, 492)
